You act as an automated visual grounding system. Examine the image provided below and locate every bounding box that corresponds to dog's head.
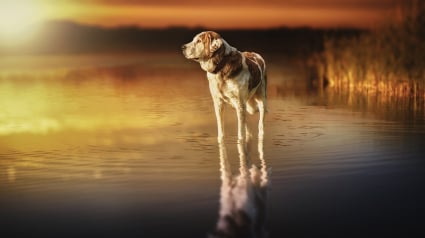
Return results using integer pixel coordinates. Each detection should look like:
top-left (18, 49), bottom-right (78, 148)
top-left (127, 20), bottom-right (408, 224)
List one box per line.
top-left (182, 31), bottom-right (223, 62)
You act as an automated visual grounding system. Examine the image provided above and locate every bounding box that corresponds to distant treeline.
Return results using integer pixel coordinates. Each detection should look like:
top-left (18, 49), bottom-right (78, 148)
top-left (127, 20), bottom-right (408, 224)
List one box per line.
top-left (311, 0), bottom-right (425, 102)
top-left (0, 20), bottom-right (360, 57)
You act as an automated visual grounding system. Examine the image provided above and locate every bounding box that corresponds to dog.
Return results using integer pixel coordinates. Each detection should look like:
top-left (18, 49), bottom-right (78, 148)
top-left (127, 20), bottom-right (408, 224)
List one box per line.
top-left (182, 31), bottom-right (267, 142)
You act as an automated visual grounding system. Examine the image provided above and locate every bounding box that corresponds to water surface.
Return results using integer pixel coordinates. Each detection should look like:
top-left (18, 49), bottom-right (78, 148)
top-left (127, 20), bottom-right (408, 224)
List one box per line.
top-left (1, 53), bottom-right (424, 237)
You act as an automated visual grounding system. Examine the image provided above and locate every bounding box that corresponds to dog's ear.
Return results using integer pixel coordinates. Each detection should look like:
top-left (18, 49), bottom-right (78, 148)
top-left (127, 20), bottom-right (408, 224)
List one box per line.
top-left (208, 32), bottom-right (223, 56)
top-left (210, 38), bottom-right (222, 53)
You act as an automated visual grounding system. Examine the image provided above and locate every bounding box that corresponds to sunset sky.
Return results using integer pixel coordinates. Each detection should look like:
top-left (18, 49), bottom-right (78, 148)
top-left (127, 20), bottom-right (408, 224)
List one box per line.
top-left (0, 0), bottom-right (401, 30)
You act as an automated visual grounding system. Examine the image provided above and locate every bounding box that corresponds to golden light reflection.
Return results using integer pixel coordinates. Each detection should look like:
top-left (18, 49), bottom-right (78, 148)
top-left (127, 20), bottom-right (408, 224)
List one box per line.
top-left (0, 53), bottom-right (216, 189)
top-left (93, 169), bottom-right (103, 179)
top-left (0, 55), bottom-right (210, 137)
top-left (7, 166), bottom-right (16, 182)
top-left (0, 93), bottom-right (205, 136)
top-left (0, 56), bottom-right (228, 189)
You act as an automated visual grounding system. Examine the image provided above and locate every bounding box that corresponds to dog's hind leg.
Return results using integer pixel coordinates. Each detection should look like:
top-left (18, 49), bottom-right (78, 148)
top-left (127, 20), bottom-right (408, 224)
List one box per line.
top-left (256, 99), bottom-right (265, 139)
top-left (235, 101), bottom-right (247, 143)
top-left (256, 80), bottom-right (267, 139)
top-left (246, 98), bottom-right (258, 115)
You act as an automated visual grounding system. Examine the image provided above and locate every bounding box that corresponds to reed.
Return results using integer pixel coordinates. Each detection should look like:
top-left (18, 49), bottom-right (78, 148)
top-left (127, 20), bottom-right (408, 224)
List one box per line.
top-left (312, 0), bottom-right (425, 108)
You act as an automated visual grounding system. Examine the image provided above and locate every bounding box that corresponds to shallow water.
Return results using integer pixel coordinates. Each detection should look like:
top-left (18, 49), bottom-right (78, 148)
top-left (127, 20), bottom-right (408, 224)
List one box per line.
top-left (1, 53), bottom-right (425, 237)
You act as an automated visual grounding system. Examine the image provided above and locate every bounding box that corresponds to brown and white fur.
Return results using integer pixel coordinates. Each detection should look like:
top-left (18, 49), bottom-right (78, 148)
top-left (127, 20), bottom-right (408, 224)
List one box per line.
top-left (182, 31), bottom-right (267, 142)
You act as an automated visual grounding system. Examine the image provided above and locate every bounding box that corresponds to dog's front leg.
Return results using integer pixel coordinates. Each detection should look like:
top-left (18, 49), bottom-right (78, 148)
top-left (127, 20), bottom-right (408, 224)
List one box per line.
top-left (213, 98), bottom-right (225, 142)
top-left (236, 102), bottom-right (246, 143)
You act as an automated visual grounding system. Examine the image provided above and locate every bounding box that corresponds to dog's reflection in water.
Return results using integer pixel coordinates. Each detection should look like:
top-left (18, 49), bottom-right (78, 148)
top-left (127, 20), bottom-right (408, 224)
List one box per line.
top-left (209, 137), bottom-right (271, 238)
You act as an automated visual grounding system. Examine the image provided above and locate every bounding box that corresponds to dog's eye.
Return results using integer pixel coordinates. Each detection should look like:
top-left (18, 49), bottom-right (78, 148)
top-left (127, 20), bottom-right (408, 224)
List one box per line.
top-left (196, 39), bottom-right (201, 44)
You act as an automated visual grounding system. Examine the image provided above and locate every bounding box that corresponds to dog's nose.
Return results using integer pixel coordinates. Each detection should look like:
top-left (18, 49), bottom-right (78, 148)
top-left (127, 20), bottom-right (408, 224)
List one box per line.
top-left (181, 44), bottom-right (186, 51)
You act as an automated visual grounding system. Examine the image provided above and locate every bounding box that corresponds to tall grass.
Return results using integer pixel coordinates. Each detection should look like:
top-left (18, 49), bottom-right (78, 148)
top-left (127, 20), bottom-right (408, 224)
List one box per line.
top-left (314, 0), bottom-right (425, 107)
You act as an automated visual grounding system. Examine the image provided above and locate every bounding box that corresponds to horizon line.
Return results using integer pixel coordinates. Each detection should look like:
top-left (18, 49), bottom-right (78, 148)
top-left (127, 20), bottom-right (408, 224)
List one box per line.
top-left (40, 19), bottom-right (368, 31)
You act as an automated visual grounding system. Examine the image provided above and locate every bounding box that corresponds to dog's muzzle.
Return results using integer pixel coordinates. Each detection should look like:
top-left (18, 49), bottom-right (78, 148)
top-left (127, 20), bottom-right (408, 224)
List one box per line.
top-left (181, 44), bottom-right (188, 56)
top-left (182, 44), bottom-right (199, 61)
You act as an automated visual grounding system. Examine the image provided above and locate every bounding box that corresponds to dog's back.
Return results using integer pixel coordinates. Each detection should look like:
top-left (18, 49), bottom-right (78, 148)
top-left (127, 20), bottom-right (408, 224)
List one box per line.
top-left (243, 52), bottom-right (266, 93)
top-left (242, 52), bottom-right (267, 115)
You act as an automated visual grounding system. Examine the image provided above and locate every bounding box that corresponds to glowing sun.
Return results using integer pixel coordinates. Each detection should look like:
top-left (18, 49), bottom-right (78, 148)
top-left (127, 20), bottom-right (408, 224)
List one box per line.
top-left (0, 1), bottom-right (43, 42)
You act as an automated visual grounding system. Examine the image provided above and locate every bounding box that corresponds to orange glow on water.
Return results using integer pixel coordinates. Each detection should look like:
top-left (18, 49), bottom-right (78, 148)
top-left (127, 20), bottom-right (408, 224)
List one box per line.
top-left (0, 56), bottom-right (209, 137)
